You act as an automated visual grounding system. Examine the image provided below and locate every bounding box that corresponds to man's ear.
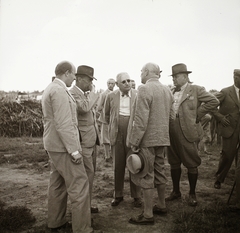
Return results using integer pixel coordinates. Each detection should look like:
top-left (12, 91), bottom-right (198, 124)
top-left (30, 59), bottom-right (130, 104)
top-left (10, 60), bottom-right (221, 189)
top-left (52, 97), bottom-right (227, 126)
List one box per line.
top-left (115, 82), bottom-right (119, 87)
top-left (145, 69), bottom-right (149, 76)
top-left (65, 70), bottom-right (70, 76)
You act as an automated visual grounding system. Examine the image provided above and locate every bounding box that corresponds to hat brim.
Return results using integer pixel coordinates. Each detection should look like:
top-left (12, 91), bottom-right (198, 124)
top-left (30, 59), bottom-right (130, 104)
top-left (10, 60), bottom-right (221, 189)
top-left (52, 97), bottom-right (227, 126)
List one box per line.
top-left (127, 149), bottom-right (149, 178)
top-left (169, 71), bottom-right (192, 76)
top-left (75, 73), bottom-right (97, 80)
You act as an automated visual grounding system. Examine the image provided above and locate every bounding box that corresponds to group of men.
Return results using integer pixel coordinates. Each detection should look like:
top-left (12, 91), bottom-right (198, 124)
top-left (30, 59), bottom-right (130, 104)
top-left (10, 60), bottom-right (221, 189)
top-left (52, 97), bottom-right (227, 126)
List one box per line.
top-left (41, 60), bottom-right (240, 232)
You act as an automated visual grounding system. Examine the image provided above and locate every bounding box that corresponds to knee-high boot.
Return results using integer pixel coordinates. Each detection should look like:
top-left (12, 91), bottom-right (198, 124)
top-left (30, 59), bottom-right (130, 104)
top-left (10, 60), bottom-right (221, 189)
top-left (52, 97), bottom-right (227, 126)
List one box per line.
top-left (188, 172), bottom-right (198, 195)
top-left (188, 172), bottom-right (198, 206)
top-left (166, 168), bottom-right (181, 201)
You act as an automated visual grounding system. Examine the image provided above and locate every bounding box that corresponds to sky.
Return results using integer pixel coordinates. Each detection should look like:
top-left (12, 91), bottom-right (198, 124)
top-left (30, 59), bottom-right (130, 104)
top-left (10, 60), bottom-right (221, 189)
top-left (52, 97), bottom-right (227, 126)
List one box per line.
top-left (0, 0), bottom-right (240, 92)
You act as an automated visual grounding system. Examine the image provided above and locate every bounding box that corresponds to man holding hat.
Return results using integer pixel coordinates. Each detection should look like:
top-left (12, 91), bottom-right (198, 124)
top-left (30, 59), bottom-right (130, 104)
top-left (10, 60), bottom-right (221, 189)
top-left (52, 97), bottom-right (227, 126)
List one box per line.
top-left (128, 62), bottom-right (175, 225)
top-left (166, 63), bottom-right (219, 206)
top-left (70, 65), bottom-right (100, 214)
top-left (212, 69), bottom-right (240, 197)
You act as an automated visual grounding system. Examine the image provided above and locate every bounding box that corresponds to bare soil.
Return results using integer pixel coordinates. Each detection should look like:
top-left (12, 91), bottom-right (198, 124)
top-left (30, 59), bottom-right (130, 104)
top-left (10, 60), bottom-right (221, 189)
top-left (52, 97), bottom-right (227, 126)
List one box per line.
top-left (0, 142), bottom-right (238, 233)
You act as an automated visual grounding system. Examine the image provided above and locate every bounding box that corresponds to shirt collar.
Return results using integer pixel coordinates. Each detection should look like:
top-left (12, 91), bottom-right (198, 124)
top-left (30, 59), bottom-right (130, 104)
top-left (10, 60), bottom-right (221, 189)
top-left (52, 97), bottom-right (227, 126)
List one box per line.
top-left (55, 78), bottom-right (66, 88)
top-left (179, 82), bottom-right (188, 91)
top-left (120, 90), bottom-right (131, 97)
top-left (234, 84), bottom-right (240, 92)
top-left (75, 85), bottom-right (84, 94)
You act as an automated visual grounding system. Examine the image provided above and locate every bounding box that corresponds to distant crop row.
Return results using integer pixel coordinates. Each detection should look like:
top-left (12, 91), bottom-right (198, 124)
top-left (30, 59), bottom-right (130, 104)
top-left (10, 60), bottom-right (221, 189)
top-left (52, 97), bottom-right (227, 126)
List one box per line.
top-left (0, 100), bottom-right (43, 137)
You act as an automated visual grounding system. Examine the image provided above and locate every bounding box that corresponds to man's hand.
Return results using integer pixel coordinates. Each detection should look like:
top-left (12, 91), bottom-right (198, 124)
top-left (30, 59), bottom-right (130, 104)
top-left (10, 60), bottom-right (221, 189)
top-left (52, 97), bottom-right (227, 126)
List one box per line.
top-left (90, 84), bottom-right (96, 93)
top-left (221, 115), bottom-right (230, 127)
top-left (71, 151), bottom-right (83, 164)
top-left (131, 145), bottom-right (140, 153)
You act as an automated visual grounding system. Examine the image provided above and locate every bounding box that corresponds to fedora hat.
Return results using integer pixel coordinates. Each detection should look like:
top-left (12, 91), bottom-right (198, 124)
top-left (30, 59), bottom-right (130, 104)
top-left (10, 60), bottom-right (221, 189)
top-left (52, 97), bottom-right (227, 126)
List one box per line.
top-left (75, 65), bottom-right (97, 80)
top-left (170, 63), bottom-right (192, 76)
top-left (126, 149), bottom-right (149, 178)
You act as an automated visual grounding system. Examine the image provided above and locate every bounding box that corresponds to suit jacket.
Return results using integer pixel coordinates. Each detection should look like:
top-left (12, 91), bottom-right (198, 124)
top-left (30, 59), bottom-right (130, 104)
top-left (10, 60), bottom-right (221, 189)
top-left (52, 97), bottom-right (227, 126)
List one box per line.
top-left (97, 89), bottom-right (111, 123)
top-left (212, 85), bottom-right (240, 138)
top-left (174, 83), bottom-right (219, 142)
top-left (42, 79), bottom-right (81, 153)
top-left (70, 85), bottom-right (100, 147)
top-left (128, 78), bottom-right (175, 147)
top-left (104, 88), bottom-right (137, 146)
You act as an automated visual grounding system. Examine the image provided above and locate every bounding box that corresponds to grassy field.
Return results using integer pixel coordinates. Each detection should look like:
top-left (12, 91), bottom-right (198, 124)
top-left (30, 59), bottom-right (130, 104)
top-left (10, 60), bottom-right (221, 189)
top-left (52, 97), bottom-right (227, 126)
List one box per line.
top-left (0, 137), bottom-right (239, 233)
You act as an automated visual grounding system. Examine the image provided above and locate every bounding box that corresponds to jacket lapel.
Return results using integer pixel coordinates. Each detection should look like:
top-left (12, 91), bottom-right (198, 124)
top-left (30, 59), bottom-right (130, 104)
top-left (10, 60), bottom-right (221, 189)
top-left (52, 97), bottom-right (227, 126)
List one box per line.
top-left (130, 89), bottom-right (136, 115)
top-left (179, 84), bottom-right (192, 105)
top-left (114, 90), bottom-right (120, 113)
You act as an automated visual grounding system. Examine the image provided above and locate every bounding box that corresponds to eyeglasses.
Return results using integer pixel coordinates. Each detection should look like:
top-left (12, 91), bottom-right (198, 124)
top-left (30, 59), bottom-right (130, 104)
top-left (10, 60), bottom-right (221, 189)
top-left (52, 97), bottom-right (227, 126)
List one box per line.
top-left (121, 79), bottom-right (131, 84)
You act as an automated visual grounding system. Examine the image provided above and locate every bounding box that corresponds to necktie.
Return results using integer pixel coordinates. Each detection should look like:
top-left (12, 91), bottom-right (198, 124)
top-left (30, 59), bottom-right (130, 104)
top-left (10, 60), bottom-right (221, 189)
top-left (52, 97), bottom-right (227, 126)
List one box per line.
top-left (122, 92), bottom-right (129, 97)
top-left (174, 87), bottom-right (181, 94)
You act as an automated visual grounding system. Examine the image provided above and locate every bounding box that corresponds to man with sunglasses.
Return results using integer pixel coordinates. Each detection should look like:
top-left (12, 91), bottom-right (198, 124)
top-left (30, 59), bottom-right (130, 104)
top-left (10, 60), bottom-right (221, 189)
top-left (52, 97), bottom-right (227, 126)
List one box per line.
top-left (104, 72), bottom-right (142, 207)
top-left (70, 65), bottom-right (100, 214)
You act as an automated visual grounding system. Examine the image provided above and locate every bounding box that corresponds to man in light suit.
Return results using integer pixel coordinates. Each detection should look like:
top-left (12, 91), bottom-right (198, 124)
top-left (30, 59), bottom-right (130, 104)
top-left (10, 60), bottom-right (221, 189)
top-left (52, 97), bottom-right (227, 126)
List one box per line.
top-left (128, 62), bottom-right (175, 225)
top-left (104, 72), bottom-right (142, 207)
top-left (97, 78), bottom-right (115, 162)
top-left (166, 63), bottom-right (219, 206)
top-left (213, 69), bottom-right (240, 190)
top-left (42, 61), bottom-right (92, 233)
top-left (70, 65), bottom-right (100, 214)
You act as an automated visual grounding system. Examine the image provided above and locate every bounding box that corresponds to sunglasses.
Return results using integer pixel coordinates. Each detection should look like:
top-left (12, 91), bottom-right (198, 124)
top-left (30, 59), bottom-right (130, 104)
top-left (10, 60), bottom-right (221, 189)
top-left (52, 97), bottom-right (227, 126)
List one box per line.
top-left (121, 79), bottom-right (131, 84)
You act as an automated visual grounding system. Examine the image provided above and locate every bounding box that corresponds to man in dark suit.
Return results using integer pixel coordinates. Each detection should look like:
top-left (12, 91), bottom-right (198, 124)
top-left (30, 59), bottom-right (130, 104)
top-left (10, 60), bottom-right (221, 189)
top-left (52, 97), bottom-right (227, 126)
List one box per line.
top-left (128, 62), bottom-right (175, 225)
top-left (213, 69), bottom-right (240, 190)
top-left (42, 61), bottom-right (92, 232)
top-left (70, 65), bottom-right (100, 213)
top-left (104, 72), bottom-right (142, 207)
top-left (166, 63), bottom-right (219, 206)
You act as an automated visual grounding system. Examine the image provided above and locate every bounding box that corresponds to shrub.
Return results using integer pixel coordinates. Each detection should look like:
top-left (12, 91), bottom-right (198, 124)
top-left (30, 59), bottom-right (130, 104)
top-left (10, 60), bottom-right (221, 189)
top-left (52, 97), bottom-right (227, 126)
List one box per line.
top-left (0, 100), bottom-right (43, 137)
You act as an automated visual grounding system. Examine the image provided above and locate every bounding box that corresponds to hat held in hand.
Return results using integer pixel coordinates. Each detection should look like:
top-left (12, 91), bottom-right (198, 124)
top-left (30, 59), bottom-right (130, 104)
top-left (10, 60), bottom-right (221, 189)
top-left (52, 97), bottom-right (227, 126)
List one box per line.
top-left (126, 150), bottom-right (148, 178)
top-left (75, 65), bottom-right (97, 80)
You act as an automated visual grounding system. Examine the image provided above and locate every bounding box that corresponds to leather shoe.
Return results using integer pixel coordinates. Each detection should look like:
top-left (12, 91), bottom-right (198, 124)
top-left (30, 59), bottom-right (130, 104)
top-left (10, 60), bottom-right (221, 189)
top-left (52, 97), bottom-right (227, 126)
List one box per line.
top-left (214, 181), bottom-right (221, 189)
top-left (111, 197), bottom-right (123, 206)
top-left (188, 194), bottom-right (198, 206)
top-left (132, 198), bottom-right (142, 208)
top-left (91, 206), bottom-right (99, 213)
top-left (153, 205), bottom-right (167, 215)
top-left (165, 191), bottom-right (181, 201)
top-left (129, 213), bottom-right (154, 225)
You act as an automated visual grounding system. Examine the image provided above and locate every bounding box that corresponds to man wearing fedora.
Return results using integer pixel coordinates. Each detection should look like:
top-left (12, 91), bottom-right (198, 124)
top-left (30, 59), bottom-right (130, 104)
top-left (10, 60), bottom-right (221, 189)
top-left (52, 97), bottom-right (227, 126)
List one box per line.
top-left (70, 65), bottom-right (100, 214)
top-left (127, 62), bottom-right (174, 225)
top-left (97, 78), bottom-right (116, 162)
top-left (166, 63), bottom-right (219, 206)
top-left (104, 72), bottom-right (142, 207)
top-left (42, 61), bottom-right (93, 232)
top-left (212, 69), bottom-right (240, 195)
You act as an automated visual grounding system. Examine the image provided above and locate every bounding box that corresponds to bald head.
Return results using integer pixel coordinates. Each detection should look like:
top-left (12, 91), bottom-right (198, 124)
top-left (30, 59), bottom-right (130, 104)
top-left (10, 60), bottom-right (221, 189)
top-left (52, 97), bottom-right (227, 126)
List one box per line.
top-left (141, 62), bottom-right (162, 84)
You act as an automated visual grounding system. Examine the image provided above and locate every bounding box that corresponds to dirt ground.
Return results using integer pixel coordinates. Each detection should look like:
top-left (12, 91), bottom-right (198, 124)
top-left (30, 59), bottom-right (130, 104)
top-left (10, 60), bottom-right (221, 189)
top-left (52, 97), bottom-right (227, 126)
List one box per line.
top-left (0, 142), bottom-right (238, 233)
